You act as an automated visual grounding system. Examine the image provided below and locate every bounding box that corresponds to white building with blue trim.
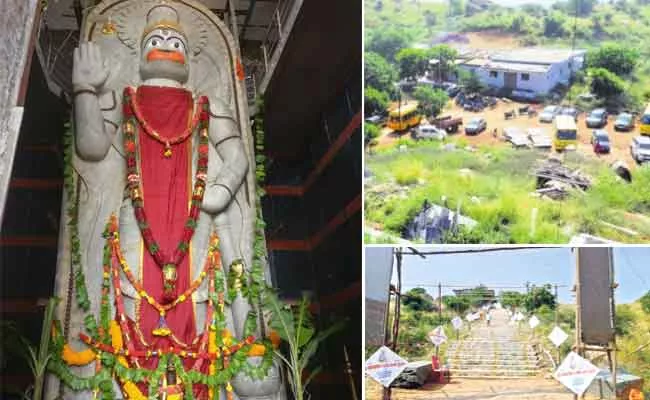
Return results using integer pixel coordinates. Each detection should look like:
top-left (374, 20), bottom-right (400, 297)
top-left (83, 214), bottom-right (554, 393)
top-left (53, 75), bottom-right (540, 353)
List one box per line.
top-left (434, 48), bottom-right (586, 96)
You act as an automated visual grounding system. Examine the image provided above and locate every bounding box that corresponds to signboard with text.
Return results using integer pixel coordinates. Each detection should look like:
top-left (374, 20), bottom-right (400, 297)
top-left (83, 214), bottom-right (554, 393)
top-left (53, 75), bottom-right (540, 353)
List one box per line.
top-left (365, 346), bottom-right (409, 387)
top-left (553, 352), bottom-right (599, 396)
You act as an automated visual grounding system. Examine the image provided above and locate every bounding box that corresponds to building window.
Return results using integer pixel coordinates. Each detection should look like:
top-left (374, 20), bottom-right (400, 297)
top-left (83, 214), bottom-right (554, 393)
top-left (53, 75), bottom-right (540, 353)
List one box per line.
top-left (521, 73), bottom-right (530, 81)
top-left (490, 71), bottom-right (498, 78)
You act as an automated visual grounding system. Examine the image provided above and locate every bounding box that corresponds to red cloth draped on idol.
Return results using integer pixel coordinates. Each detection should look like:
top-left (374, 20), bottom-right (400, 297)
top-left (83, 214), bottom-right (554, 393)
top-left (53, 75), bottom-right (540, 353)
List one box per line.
top-left (45, 1), bottom-right (283, 399)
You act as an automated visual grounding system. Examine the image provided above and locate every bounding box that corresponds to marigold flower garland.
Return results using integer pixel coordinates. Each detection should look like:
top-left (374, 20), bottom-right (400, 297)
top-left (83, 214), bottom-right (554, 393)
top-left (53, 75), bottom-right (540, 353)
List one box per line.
top-left (122, 87), bottom-right (210, 301)
top-left (49, 95), bottom-right (277, 399)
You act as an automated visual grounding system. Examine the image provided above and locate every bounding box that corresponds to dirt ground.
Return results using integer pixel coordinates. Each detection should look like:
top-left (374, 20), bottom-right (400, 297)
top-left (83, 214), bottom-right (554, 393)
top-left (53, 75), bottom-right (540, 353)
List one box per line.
top-left (376, 98), bottom-right (640, 169)
top-left (365, 377), bottom-right (578, 400)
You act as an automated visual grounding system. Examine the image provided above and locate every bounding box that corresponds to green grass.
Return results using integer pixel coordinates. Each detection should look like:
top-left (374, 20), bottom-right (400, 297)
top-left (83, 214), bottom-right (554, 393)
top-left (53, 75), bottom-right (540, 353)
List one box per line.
top-left (533, 302), bottom-right (650, 396)
top-left (372, 299), bottom-right (471, 361)
top-left (366, 138), bottom-right (650, 243)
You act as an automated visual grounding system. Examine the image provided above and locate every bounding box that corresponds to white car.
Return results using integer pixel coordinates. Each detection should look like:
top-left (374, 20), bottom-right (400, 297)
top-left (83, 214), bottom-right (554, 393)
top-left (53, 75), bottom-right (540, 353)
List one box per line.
top-left (413, 124), bottom-right (447, 140)
top-left (538, 105), bottom-right (561, 123)
top-left (630, 136), bottom-right (650, 164)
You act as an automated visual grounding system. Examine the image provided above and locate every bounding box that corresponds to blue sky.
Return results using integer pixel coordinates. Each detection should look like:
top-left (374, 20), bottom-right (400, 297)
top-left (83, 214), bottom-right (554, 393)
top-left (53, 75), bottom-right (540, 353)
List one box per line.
top-left (392, 247), bottom-right (650, 304)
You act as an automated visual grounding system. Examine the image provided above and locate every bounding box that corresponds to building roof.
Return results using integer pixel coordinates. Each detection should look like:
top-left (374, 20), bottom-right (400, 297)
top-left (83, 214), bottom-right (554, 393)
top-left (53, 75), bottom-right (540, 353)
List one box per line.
top-left (490, 48), bottom-right (586, 65)
top-left (459, 58), bottom-right (550, 74)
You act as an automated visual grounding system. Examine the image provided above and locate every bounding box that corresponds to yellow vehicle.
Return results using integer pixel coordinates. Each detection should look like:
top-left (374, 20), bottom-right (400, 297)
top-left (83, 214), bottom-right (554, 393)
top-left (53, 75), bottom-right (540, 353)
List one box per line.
top-left (640, 104), bottom-right (650, 136)
top-left (387, 102), bottom-right (422, 132)
top-left (554, 115), bottom-right (578, 150)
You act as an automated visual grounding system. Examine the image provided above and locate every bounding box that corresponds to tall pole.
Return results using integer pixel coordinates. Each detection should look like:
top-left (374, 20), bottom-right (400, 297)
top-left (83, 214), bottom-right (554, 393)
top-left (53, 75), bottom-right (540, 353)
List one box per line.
top-left (384, 248), bottom-right (403, 400)
top-left (554, 284), bottom-right (560, 364)
top-left (608, 248), bottom-right (617, 398)
top-left (437, 282), bottom-right (442, 359)
top-left (574, 248), bottom-right (581, 400)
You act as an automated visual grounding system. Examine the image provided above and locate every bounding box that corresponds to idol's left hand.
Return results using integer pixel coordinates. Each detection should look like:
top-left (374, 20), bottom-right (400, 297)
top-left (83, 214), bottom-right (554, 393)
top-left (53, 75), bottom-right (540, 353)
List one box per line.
top-left (201, 184), bottom-right (232, 214)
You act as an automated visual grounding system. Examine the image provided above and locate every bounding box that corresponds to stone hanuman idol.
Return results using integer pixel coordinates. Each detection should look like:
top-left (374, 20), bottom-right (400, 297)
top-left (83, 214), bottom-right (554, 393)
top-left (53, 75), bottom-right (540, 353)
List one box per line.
top-left (46, 1), bottom-right (283, 399)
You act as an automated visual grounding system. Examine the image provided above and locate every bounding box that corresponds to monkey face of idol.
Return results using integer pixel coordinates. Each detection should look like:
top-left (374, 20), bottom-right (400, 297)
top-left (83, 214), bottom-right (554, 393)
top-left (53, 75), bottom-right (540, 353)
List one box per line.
top-left (139, 5), bottom-right (190, 84)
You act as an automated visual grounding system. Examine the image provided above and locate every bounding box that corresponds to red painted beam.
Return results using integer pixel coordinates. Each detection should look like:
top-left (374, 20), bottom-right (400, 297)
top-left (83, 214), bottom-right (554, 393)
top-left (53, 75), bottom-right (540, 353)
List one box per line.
top-left (10, 178), bottom-right (62, 189)
top-left (309, 281), bottom-right (361, 314)
top-left (267, 194), bottom-right (361, 251)
top-left (265, 112), bottom-right (361, 197)
top-left (0, 236), bottom-right (58, 248)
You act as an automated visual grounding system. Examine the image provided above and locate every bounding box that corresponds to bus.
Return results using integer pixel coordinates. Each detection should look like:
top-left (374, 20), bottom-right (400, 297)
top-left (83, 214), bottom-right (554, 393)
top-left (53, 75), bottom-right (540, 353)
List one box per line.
top-left (554, 115), bottom-right (577, 151)
top-left (387, 102), bottom-right (422, 132)
top-left (640, 104), bottom-right (650, 136)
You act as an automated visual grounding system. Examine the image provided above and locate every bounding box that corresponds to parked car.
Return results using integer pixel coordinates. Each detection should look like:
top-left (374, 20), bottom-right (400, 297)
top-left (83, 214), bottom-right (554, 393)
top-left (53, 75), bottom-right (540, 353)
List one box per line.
top-left (614, 112), bottom-right (635, 131)
top-left (630, 136), bottom-right (650, 164)
top-left (586, 108), bottom-right (608, 128)
top-left (412, 124), bottom-right (447, 141)
top-left (511, 89), bottom-right (536, 101)
top-left (432, 115), bottom-right (463, 133)
top-left (539, 105), bottom-right (561, 123)
top-left (590, 129), bottom-right (610, 154)
top-left (559, 107), bottom-right (579, 122)
top-left (465, 117), bottom-right (487, 135)
top-left (365, 114), bottom-right (384, 125)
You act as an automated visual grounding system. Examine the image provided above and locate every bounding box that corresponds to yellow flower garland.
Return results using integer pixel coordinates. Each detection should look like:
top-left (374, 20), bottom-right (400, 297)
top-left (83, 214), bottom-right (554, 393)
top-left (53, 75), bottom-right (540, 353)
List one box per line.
top-left (60, 321), bottom-right (280, 397)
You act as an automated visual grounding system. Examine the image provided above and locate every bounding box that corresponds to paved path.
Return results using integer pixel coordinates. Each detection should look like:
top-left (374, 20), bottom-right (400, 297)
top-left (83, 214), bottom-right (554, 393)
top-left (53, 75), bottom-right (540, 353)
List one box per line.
top-left (448, 308), bottom-right (539, 378)
top-left (366, 308), bottom-right (575, 399)
top-left (366, 378), bottom-right (575, 399)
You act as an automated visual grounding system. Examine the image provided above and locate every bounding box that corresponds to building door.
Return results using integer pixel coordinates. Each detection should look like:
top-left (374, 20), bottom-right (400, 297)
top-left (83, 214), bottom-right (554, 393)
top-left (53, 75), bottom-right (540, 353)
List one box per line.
top-left (504, 72), bottom-right (517, 90)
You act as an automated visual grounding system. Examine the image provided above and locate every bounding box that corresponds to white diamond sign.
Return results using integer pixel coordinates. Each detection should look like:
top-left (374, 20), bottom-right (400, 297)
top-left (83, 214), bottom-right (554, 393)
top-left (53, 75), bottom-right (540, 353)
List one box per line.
top-left (549, 326), bottom-right (569, 347)
top-left (429, 326), bottom-right (448, 346)
top-left (529, 315), bottom-right (540, 329)
top-left (553, 352), bottom-right (600, 396)
top-left (451, 316), bottom-right (463, 330)
top-left (365, 346), bottom-right (409, 387)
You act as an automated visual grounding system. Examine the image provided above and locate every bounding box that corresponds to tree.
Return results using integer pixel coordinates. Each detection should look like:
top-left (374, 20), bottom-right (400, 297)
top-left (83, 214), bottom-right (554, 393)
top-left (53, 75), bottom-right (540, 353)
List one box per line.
top-left (640, 290), bottom-right (650, 314)
top-left (543, 12), bottom-right (566, 37)
top-left (455, 285), bottom-right (496, 308)
top-left (365, 123), bottom-right (381, 145)
top-left (615, 304), bottom-right (636, 336)
top-left (427, 45), bottom-right (458, 81)
top-left (567, 0), bottom-right (597, 16)
top-left (449, 0), bottom-right (464, 16)
top-left (510, 15), bottom-right (526, 34)
top-left (367, 28), bottom-right (411, 62)
top-left (589, 67), bottom-right (626, 99)
top-left (523, 285), bottom-right (556, 312)
top-left (413, 86), bottom-right (449, 119)
top-left (396, 48), bottom-right (429, 80)
top-left (402, 287), bottom-right (435, 311)
top-left (443, 295), bottom-right (471, 314)
top-left (365, 52), bottom-right (398, 94)
top-left (423, 10), bottom-right (437, 32)
top-left (365, 86), bottom-right (390, 116)
top-left (458, 69), bottom-right (485, 94)
top-left (500, 291), bottom-right (525, 310)
top-left (586, 43), bottom-right (640, 76)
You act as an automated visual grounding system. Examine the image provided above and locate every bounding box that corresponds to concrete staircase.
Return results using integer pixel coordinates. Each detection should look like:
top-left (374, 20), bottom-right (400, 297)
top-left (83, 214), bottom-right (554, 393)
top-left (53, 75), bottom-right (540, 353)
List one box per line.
top-left (446, 309), bottom-right (542, 378)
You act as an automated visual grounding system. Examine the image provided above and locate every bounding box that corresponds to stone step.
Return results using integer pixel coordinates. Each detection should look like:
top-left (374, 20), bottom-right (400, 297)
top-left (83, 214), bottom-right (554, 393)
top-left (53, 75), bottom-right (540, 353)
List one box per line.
top-left (448, 368), bottom-right (539, 377)
top-left (448, 357), bottom-right (540, 363)
top-left (449, 343), bottom-right (532, 348)
top-left (447, 362), bottom-right (539, 370)
top-left (449, 373), bottom-right (540, 379)
top-left (449, 342), bottom-right (532, 349)
top-left (450, 351), bottom-right (538, 358)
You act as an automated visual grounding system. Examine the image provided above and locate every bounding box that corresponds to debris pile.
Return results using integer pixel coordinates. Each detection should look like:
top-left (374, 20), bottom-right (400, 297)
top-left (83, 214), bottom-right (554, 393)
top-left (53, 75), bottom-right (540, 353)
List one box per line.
top-left (531, 159), bottom-right (592, 199)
